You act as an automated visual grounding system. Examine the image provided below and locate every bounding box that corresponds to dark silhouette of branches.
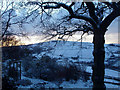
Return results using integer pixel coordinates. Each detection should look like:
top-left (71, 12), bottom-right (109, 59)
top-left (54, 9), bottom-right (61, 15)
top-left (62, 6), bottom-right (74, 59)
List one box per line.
top-left (26, 1), bottom-right (120, 89)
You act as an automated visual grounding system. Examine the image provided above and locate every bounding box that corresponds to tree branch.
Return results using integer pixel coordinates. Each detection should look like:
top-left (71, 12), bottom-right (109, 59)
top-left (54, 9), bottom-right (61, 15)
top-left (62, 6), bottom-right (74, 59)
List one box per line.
top-left (2, 10), bottom-right (12, 38)
top-left (1, 2), bottom-right (14, 16)
top-left (85, 2), bottom-right (98, 23)
top-left (42, 2), bottom-right (97, 29)
top-left (70, 14), bottom-right (97, 29)
top-left (43, 2), bottom-right (74, 16)
top-left (117, 1), bottom-right (120, 7)
top-left (103, 2), bottom-right (118, 10)
top-left (70, 2), bottom-right (75, 7)
top-left (101, 9), bottom-right (120, 30)
top-left (27, 2), bottom-right (97, 29)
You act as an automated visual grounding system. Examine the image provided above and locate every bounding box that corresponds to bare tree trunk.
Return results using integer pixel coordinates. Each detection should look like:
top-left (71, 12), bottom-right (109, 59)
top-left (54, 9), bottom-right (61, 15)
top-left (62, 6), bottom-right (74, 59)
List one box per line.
top-left (92, 30), bottom-right (106, 89)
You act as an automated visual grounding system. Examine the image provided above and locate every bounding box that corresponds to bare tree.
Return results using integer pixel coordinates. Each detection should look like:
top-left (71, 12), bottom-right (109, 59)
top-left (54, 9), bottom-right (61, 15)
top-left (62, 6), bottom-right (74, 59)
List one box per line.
top-left (25, 1), bottom-right (120, 89)
top-left (2, 32), bottom-right (23, 46)
top-left (1, 2), bottom-right (19, 38)
top-left (1, 1), bottom-right (36, 44)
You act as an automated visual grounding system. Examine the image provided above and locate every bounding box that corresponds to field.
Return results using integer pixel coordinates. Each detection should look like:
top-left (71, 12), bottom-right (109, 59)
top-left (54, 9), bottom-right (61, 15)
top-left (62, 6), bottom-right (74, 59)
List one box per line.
top-left (2, 41), bottom-right (120, 89)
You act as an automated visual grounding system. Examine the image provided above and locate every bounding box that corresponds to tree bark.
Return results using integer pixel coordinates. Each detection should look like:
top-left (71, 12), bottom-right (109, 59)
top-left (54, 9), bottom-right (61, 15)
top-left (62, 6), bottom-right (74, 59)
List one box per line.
top-left (92, 29), bottom-right (106, 89)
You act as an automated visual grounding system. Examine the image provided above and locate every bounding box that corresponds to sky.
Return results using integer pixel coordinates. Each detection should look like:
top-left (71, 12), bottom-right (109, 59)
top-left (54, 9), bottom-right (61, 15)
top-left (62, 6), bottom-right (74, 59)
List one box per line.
top-left (21, 18), bottom-right (119, 45)
top-left (105, 17), bottom-right (119, 44)
top-left (20, 13), bottom-right (119, 45)
top-left (1, 1), bottom-right (119, 45)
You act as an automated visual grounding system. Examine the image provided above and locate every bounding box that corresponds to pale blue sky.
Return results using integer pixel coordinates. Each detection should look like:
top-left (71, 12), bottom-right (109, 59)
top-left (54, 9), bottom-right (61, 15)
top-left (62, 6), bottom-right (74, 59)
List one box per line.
top-left (21, 13), bottom-right (119, 45)
top-left (1, 1), bottom-right (119, 44)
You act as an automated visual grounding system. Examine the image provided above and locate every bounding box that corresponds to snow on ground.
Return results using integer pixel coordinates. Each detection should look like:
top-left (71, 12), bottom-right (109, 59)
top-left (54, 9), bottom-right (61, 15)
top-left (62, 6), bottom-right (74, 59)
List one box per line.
top-left (48, 41), bottom-right (93, 59)
top-left (105, 79), bottom-right (119, 83)
top-left (3, 41), bottom-right (120, 88)
top-left (113, 61), bottom-right (120, 67)
top-left (28, 41), bottom-right (119, 88)
top-left (18, 75), bottom-right (58, 88)
top-left (19, 63), bottom-right (119, 88)
top-left (86, 66), bottom-right (120, 88)
top-left (19, 74), bottom-right (119, 88)
top-left (31, 41), bottom-right (119, 62)
top-left (105, 69), bottom-right (119, 78)
top-left (86, 66), bottom-right (120, 78)
top-left (86, 66), bottom-right (92, 74)
top-left (105, 83), bottom-right (119, 88)
top-left (60, 79), bottom-right (92, 88)
top-left (19, 75), bottom-right (93, 88)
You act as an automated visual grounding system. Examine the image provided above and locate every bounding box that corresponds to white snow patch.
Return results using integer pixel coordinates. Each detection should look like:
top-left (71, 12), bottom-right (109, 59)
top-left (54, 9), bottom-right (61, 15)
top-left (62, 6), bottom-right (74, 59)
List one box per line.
top-left (19, 75), bottom-right (58, 88)
top-left (105, 79), bottom-right (120, 83)
top-left (60, 79), bottom-right (92, 88)
top-left (105, 83), bottom-right (119, 88)
top-left (86, 66), bottom-right (120, 79)
top-left (113, 61), bottom-right (120, 67)
top-left (105, 69), bottom-right (119, 78)
top-left (86, 66), bottom-right (92, 74)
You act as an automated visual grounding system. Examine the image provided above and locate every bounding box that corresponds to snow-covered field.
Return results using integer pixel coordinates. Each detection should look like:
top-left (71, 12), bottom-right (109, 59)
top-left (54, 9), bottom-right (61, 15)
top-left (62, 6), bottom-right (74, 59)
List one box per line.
top-left (2, 41), bottom-right (120, 88)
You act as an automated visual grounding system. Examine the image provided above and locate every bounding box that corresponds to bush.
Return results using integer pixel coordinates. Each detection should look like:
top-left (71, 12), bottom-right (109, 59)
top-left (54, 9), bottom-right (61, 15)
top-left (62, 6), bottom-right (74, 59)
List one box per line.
top-left (32, 46), bottom-right (43, 54)
top-left (22, 56), bottom-right (35, 72)
top-left (16, 79), bottom-right (32, 86)
top-left (7, 67), bottom-right (19, 81)
top-left (64, 64), bottom-right (80, 81)
top-left (81, 71), bottom-right (91, 82)
top-left (2, 75), bottom-right (17, 89)
top-left (2, 45), bottom-right (33, 61)
top-left (22, 55), bottom-right (90, 82)
top-left (21, 47), bottom-right (33, 57)
top-left (2, 46), bottom-right (23, 60)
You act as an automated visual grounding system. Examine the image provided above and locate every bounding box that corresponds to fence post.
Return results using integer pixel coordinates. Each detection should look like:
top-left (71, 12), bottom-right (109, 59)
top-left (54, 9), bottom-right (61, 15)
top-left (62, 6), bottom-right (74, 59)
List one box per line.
top-left (9, 60), bottom-right (22, 80)
top-left (19, 61), bottom-right (21, 80)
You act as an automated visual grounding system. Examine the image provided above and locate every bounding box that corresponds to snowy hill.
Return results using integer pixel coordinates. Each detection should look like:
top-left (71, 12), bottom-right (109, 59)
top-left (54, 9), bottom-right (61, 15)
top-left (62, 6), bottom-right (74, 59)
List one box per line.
top-left (27, 40), bottom-right (119, 63)
top-left (2, 41), bottom-right (120, 89)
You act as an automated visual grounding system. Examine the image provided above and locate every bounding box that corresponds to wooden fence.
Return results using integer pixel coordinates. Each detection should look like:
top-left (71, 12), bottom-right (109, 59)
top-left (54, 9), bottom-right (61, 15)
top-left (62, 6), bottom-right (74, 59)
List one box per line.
top-left (8, 60), bottom-right (21, 80)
